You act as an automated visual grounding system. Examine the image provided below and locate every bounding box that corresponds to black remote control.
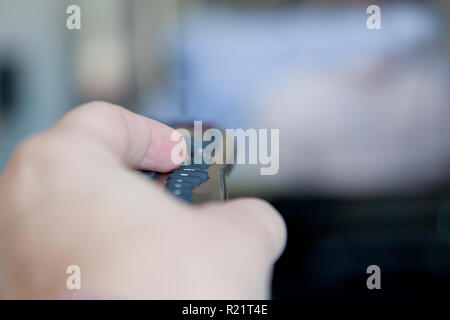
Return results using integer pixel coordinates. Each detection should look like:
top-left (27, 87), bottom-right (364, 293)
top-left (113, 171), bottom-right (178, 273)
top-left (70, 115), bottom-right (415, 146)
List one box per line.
top-left (140, 125), bottom-right (233, 203)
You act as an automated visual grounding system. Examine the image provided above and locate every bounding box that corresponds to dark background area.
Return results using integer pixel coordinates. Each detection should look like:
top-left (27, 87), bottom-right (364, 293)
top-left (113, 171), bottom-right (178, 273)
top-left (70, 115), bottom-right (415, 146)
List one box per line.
top-left (271, 193), bottom-right (450, 300)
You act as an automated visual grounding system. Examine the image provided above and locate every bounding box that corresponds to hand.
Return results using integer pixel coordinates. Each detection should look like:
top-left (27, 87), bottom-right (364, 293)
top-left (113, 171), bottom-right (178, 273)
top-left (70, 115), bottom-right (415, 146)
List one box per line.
top-left (0, 101), bottom-right (286, 299)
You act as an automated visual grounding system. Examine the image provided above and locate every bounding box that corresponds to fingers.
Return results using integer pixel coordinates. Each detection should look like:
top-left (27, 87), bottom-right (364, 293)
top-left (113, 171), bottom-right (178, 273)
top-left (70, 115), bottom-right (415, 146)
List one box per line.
top-left (54, 101), bottom-right (186, 172)
top-left (208, 198), bottom-right (287, 262)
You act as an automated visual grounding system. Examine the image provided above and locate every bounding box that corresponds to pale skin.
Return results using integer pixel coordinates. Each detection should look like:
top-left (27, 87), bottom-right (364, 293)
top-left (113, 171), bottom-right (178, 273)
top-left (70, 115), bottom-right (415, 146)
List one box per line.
top-left (0, 101), bottom-right (286, 299)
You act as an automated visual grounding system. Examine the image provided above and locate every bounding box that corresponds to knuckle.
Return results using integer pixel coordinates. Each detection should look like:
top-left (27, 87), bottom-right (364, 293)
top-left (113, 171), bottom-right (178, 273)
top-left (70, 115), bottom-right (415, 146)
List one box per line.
top-left (60, 101), bottom-right (128, 139)
top-left (81, 100), bottom-right (122, 114)
top-left (12, 136), bottom-right (42, 166)
top-left (9, 135), bottom-right (62, 175)
top-left (68, 101), bottom-right (124, 123)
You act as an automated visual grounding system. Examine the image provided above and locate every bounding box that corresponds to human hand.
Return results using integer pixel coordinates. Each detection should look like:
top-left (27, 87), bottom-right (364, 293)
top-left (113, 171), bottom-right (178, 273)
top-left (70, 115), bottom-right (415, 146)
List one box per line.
top-left (0, 101), bottom-right (286, 299)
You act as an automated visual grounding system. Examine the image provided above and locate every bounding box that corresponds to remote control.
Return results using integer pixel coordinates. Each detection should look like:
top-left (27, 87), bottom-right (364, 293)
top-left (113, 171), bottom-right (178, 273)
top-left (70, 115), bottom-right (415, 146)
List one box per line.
top-left (140, 125), bottom-right (233, 203)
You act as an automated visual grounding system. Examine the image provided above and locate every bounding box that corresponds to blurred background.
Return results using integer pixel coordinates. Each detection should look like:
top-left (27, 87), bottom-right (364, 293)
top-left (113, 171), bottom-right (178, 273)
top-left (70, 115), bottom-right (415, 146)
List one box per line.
top-left (1, 0), bottom-right (450, 300)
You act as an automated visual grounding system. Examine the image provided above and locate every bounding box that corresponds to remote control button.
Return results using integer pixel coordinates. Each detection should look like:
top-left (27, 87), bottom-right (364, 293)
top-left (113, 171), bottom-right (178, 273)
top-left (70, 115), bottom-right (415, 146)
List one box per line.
top-left (175, 165), bottom-right (210, 173)
top-left (181, 163), bottom-right (209, 168)
top-left (167, 186), bottom-right (193, 195)
top-left (166, 181), bottom-right (195, 190)
top-left (166, 185), bottom-right (192, 196)
top-left (171, 170), bottom-right (209, 182)
top-left (169, 188), bottom-right (193, 202)
top-left (167, 174), bottom-right (202, 186)
top-left (177, 168), bottom-right (197, 172)
top-left (180, 163), bottom-right (210, 170)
